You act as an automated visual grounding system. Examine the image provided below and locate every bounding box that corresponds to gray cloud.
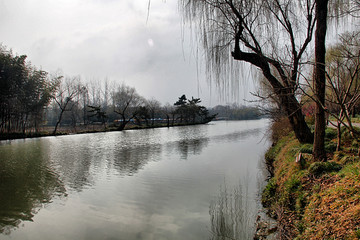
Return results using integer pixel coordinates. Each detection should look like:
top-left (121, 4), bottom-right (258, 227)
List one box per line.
top-left (0, 0), bottom-right (253, 106)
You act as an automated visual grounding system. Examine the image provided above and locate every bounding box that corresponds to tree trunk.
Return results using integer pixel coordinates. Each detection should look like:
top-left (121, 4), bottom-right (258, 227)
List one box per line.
top-left (117, 115), bottom-right (128, 131)
top-left (313, 0), bottom-right (329, 161)
top-left (118, 121), bottom-right (127, 131)
top-left (279, 92), bottom-right (313, 144)
top-left (336, 121), bottom-right (341, 151)
top-left (232, 48), bottom-right (313, 144)
top-left (53, 108), bottom-right (65, 135)
top-left (166, 114), bottom-right (170, 128)
top-left (352, 106), bottom-right (356, 118)
top-left (22, 114), bottom-right (28, 134)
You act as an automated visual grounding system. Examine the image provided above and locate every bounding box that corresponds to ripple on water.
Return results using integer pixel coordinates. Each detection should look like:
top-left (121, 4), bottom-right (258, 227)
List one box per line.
top-left (0, 119), bottom-right (271, 240)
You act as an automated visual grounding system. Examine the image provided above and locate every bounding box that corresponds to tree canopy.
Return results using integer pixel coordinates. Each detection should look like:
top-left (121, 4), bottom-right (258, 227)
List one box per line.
top-left (174, 94), bottom-right (217, 124)
top-left (0, 45), bottom-right (57, 133)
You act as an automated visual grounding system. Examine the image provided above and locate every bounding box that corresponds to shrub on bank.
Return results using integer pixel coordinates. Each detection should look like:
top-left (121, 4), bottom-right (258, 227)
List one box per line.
top-left (269, 117), bottom-right (292, 143)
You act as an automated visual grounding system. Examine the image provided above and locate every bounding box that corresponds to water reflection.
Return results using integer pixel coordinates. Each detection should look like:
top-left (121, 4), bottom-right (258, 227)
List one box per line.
top-left (177, 137), bottom-right (209, 159)
top-left (113, 144), bottom-right (162, 176)
top-left (209, 181), bottom-right (254, 240)
top-left (48, 136), bottom-right (97, 192)
top-left (211, 127), bottom-right (263, 144)
top-left (0, 140), bottom-right (66, 234)
top-left (0, 120), bottom-right (271, 239)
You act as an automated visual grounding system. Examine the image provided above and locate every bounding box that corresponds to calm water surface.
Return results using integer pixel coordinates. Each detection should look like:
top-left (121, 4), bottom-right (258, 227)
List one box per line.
top-left (0, 120), bottom-right (270, 240)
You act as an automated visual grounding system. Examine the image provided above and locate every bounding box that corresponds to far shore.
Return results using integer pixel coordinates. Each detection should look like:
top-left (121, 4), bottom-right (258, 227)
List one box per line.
top-left (0, 121), bottom-right (215, 141)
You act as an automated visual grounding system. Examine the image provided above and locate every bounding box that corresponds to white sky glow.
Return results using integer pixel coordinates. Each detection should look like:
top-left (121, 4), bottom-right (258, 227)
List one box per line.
top-left (0, 0), bottom-right (253, 106)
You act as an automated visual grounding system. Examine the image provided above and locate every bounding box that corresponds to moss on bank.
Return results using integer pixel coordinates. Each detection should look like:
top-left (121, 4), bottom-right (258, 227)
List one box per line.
top-left (262, 127), bottom-right (360, 239)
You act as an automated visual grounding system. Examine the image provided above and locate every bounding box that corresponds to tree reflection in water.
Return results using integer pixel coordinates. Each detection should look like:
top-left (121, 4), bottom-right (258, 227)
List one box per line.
top-left (0, 140), bottom-right (66, 235)
top-left (113, 144), bottom-right (162, 176)
top-left (177, 137), bottom-right (209, 159)
top-left (209, 181), bottom-right (254, 240)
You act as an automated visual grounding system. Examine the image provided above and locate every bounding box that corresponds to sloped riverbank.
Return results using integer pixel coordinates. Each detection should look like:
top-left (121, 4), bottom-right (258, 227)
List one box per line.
top-left (262, 127), bottom-right (360, 239)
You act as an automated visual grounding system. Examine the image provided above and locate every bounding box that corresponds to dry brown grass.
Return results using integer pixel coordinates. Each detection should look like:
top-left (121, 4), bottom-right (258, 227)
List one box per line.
top-left (270, 117), bottom-right (293, 143)
top-left (263, 126), bottom-right (360, 239)
top-left (301, 163), bottom-right (360, 239)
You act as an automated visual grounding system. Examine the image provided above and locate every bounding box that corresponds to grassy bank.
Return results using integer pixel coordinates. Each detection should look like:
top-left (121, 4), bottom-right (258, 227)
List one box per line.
top-left (262, 119), bottom-right (360, 239)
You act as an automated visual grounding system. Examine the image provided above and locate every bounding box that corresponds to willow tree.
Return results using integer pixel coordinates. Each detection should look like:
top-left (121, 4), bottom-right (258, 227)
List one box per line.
top-left (179, 0), bottom-right (317, 144)
top-left (179, 0), bottom-right (359, 160)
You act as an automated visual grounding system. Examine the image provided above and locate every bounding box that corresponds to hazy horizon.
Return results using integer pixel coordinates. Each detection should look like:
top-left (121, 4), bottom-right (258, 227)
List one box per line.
top-left (0, 0), bottom-right (256, 107)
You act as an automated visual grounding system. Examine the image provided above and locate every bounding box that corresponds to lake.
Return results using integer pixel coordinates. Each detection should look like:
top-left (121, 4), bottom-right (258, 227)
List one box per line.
top-left (0, 119), bottom-right (271, 240)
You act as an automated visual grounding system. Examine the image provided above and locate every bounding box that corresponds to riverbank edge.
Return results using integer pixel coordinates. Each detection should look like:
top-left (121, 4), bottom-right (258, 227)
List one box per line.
top-left (261, 127), bottom-right (360, 239)
top-left (0, 122), bottom-right (211, 141)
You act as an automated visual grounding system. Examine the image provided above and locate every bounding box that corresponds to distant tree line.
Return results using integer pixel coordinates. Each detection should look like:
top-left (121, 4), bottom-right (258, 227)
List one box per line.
top-left (209, 104), bottom-right (262, 120)
top-left (0, 45), bottom-right (215, 136)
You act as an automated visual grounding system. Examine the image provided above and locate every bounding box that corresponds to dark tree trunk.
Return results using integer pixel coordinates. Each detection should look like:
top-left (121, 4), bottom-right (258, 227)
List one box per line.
top-left (22, 114), bottom-right (28, 134)
top-left (118, 121), bottom-right (127, 131)
top-left (166, 114), bottom-right (170, 128)
top-left (151, 113), bottom-right (155, 126)
top-left (352, 106), bottom-right (356, 118)
top-left (279, 90), bottom-right (314, 144)
top-left (336, 121), bottom-right (341, 151)
top-left (53, 109), bottom-right (65, 135)
top-left (264, 74), bottom-right (313, 144)
top-left (313, 0), bottom-right (328, 161)
top-left (171, 114), bottom-right (175, 126)
top-left (117, 115), bottom-right (128, 131)
top-left (232, 48), bottom-right (313, 144)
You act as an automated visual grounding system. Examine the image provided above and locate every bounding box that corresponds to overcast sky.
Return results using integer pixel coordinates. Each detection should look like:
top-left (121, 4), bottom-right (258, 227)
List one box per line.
top-left (0, 0), bottom-right (255, 107)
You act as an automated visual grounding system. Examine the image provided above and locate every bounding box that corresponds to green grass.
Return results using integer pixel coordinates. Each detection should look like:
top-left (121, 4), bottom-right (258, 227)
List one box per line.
top-left (307, 161), bottom-right (342, 177)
